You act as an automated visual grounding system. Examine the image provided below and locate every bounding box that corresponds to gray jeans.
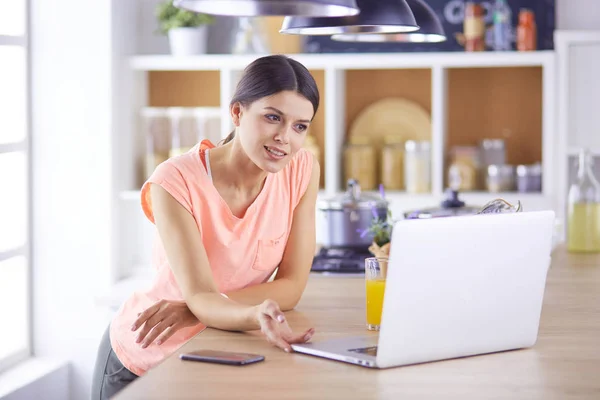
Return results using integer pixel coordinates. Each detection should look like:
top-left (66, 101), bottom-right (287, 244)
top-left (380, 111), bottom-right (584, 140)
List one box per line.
top-left (91, 325), bottom-right (139, 400)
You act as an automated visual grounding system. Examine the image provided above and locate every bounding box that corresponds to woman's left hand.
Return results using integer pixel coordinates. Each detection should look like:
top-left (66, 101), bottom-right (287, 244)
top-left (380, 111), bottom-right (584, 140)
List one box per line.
top-left (131, 299), bottom-right (200, 348)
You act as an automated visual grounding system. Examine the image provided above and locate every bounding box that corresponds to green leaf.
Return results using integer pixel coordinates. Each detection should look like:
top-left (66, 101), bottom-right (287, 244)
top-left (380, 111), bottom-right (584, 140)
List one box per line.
top-left (155, 0), bottom-right (215, 35)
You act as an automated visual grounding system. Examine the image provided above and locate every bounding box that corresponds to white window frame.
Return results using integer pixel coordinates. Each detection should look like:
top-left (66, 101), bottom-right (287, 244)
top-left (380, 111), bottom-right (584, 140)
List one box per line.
top-left (0, 0), bottom-right (32, 374)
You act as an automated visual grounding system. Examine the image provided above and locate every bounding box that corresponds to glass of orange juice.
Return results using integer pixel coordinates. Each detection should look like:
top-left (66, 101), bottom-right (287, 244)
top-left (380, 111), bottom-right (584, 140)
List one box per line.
top-left (365, 257), bottom-right (388, 331)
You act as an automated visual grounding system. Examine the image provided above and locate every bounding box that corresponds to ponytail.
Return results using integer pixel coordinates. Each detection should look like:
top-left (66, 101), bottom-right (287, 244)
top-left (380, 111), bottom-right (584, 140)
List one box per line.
top-left (219, 130), bottom-right (235, 146)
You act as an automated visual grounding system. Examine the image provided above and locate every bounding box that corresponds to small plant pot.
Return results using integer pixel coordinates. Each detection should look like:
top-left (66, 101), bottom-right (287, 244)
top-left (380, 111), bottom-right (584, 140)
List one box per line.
top-left (168, 27), bottom-right (208, 56)
top-left (368, 241), bottom-right (391, 258)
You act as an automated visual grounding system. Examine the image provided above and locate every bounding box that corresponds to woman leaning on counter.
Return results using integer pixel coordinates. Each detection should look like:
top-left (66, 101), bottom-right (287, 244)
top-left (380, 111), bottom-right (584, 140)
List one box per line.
top-left (91, 54), bottom-right (320, 400)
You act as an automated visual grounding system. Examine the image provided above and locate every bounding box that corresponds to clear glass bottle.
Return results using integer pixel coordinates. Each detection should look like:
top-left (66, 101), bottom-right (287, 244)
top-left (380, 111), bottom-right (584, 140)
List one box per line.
top-left (567, 149), bottom-right (600, 253)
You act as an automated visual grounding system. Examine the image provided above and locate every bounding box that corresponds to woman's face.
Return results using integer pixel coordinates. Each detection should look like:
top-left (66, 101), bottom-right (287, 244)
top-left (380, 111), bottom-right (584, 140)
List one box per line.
top-left (232, 90), bottom-right (314, 173)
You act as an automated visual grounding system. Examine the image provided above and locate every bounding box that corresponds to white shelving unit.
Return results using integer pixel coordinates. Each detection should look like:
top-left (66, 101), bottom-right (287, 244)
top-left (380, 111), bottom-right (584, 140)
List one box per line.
top-left (116, 50), bottom-right (558, 282)
top-left (126, 50), bottom-right (556, 195)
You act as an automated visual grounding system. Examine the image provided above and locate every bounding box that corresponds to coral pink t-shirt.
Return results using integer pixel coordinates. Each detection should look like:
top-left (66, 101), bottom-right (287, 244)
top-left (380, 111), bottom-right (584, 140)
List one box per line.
top-left (110, 140), bottom-right (313, 376)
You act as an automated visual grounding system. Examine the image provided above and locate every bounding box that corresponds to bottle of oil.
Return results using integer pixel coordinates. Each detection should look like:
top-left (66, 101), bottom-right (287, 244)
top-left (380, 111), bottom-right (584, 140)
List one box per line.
top-left (567, 149), bottom-right (600, 253)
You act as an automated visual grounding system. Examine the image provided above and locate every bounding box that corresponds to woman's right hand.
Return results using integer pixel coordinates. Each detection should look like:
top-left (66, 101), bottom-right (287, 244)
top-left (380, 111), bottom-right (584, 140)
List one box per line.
top-left (255, 299), bottom-right (314, 353)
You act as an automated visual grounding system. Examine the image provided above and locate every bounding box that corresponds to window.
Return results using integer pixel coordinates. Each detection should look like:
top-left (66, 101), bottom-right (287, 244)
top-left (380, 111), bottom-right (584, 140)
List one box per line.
top-left (0, 0), bottom-right (30, 373)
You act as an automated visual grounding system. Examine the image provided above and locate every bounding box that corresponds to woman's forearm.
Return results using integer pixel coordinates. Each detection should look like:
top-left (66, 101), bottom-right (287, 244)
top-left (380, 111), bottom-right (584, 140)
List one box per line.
top-left (224, 277), bottom-right (303, 311)
top-left (187, 292), bottom-right (260, 331)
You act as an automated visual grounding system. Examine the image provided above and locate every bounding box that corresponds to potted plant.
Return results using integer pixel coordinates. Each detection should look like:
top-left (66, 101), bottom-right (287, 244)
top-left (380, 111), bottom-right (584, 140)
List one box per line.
top-left (156, 1), bottom-right (215, 56)
top-left (359, 185), bottom-right (395, 258)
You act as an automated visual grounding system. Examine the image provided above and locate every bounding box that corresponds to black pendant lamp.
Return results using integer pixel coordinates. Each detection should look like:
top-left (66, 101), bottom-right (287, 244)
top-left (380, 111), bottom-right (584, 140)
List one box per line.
top-left (279, 0), bottom-right (419, 36)
top-left (173, 0), bottom-right (360, 17)
top-left (331, 0), bottom-right (446, 42)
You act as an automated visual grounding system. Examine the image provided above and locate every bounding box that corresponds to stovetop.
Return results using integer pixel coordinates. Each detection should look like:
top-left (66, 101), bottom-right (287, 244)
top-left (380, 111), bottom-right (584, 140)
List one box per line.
top-left (311, 246), bottom-right (372, 274)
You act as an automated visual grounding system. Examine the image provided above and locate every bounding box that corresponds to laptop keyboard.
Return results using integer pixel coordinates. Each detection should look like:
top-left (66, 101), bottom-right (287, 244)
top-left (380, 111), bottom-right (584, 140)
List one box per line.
top-left (348, 346), bottom-right (378, 356)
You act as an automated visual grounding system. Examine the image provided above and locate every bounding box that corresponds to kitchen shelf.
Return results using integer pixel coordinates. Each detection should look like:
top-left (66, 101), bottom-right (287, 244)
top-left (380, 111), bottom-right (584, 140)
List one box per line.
top-left (129, 51), bottom-right (555, 71)
top-left (568, 147), bottom-right (600, 156)
top-left (126, 50), bottom-right (555, 197)
top-left (116, 49), bottom-right (557, 280)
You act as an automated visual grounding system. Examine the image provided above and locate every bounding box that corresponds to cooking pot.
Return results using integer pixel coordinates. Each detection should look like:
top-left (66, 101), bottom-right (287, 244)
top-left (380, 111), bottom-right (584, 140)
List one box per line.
top-left (318, 179), bottom-right (389, 248)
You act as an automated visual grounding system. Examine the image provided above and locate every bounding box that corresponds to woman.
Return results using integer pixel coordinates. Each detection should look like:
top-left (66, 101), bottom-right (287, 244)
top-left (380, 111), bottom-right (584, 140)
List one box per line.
top-left (92, 54), bottom-right (320, 400)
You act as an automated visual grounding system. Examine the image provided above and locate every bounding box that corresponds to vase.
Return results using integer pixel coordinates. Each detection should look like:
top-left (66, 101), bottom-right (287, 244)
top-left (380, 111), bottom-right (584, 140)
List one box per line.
top-left (368, 241), bottom-right (391, 258)
top-left (168, 27), bottom-right (208, 56)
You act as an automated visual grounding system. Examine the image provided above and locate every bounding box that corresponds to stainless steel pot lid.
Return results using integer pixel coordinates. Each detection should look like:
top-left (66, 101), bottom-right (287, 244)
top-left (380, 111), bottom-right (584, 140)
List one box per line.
top-left (403, 189), bottom-right (479, 219)
top-left (318, 179), bottom-right (389, 210)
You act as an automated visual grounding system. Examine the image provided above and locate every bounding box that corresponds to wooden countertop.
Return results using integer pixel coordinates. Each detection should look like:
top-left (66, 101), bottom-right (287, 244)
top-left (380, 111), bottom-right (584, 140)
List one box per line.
top-left (115, 246), bottom-right (600, 399)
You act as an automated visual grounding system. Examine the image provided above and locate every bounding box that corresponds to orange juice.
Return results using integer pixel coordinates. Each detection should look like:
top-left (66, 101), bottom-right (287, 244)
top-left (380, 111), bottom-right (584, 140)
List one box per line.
top-left (366, 279), bottom-right (386, 328)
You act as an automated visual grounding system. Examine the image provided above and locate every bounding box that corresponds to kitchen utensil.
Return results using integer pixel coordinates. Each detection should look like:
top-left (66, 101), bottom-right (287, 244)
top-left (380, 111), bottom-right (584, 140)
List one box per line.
top-left (476, 198), bottom-right (522, 214)
top-left (318, 179), bottom-right (389, 248)
top-left (349, 97), bottom-right (431, 158)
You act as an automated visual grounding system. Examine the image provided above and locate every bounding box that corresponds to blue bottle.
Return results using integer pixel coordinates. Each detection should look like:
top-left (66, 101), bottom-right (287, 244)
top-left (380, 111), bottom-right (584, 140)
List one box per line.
top-left (492, 0), bottom-right (512, 51)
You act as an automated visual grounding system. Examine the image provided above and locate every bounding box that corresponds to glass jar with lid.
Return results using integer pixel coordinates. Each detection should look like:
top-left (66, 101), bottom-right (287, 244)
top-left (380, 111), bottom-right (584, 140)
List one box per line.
top-left (380, 135), bottom-right (404, 191)
top-left (404, 140), bottom-right (431, 193)
top-left (516, 163), bottom-right (542, 193)
top-left (486, 164), bottom-right (515, 192)
top-left (193, 107), bottom-right (222, 144)
top-left (343, 136), bottom-right (376, 191)
top-left (168, 107), bottom-right (201, 158)
top-left (303, 134), bottom-right (321, 164)
top-left (141, 107), bottom-right (171, 181)
top-left (448, 146), bottom-right (480, 191)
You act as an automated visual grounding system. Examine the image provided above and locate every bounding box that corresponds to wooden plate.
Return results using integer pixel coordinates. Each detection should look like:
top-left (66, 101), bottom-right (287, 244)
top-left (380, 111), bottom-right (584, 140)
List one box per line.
top-left (348, 97), bottom-right (432, 152)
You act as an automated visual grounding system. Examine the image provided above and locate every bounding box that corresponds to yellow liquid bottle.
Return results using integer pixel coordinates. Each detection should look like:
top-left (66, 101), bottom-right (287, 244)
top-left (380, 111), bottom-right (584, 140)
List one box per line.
top-left (567, 149), bottom-right (600, 253)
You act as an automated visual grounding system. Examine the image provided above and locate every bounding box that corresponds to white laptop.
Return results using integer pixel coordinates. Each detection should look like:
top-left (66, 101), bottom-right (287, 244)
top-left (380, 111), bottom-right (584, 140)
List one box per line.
top-left (292, 210), bottom-right (555, 369)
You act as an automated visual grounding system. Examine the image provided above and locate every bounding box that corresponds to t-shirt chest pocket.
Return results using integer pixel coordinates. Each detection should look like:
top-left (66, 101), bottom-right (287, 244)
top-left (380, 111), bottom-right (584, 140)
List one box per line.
top-left (252, 231), bottom-right (287, 272)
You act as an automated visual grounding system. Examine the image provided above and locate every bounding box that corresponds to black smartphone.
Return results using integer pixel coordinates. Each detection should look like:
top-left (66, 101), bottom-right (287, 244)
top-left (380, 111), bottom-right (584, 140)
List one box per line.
top-left (179, 349), bottom-right (265, 366)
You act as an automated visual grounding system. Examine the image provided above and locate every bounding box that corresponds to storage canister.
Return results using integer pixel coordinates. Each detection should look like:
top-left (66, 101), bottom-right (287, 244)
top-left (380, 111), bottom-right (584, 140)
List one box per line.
top-left (303, 134), bottom-right (321, 164)
top-left (516, 163), bottom-right (542, 192)
top-left (193, 107), bottom-right (222, 144)
top-left (168, 107), bottom-right (201, 158)
top-left (448, 146), bottom-right (479, 191)
top-left (486, 164), bottom-right (515, 192)
top-left (141, 107), bottom-right (171, 181)
top-left (380, 135), bottom-right (404, 191)
top-left (404, 140), bottom-right (431, 193)
top-left (343, 136), bottom-right (376, 191)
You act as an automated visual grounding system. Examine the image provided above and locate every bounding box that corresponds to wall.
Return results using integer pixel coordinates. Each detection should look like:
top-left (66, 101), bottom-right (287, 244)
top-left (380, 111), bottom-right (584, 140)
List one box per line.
top-left (19, 2), bottom-right (600, 400)
top-left (557, 0), bottom-right (600, 29)
top-left (2, 363), bottom-right (68, 400)
top-left (30, 0), bottom-right (116, 399)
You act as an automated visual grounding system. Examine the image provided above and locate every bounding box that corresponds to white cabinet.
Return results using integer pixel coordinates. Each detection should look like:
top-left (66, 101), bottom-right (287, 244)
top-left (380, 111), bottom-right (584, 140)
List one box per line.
top-left (555, 30), bottom-right (600, 241)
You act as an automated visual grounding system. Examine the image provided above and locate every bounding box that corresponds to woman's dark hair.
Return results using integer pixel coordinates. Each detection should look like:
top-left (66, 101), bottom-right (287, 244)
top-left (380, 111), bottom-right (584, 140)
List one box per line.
top-left (220, 54), bottom-right (320, 145)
